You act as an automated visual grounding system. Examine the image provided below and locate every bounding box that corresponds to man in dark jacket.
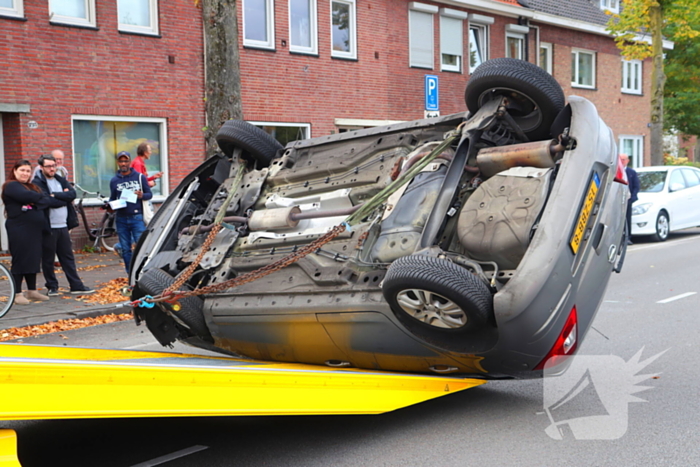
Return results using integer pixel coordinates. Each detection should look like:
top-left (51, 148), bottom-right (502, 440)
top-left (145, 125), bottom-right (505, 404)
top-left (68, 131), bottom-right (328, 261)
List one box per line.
top-left (621, 153), bottom-right (640, 245)
top-left (33, 154), bottom-right (95, 295)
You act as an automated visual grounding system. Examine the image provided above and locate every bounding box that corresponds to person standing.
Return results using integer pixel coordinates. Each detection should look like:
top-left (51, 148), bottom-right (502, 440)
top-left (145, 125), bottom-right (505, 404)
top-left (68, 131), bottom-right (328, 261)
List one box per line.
top-left (109, 151), bottom-right (152, 275)
top-left (621, 153), bottom-right (640, 245)
top-left (32, 154), bottom-right (95, 296)
top-left (1, 160), bottom-right (51, 305)
top-left (33, 149), bottom-right (69, 181)
top-left (131, 143), bottom-right (163, 188)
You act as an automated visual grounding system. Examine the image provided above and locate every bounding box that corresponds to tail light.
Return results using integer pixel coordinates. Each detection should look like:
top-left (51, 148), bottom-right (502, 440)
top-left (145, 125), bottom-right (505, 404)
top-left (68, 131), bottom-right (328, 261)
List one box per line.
top-left (534, 306), bottom-right (578, 370)
top-left (614, 155), bottom-right (629, 185)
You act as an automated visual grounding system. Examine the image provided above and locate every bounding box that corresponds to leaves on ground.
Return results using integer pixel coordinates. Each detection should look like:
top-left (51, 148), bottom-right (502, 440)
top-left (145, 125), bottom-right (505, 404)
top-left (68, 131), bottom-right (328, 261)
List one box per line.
top-left (77, 277), bottom-right (130, 305)
top-left (0, 313), bottom-right (133, 342)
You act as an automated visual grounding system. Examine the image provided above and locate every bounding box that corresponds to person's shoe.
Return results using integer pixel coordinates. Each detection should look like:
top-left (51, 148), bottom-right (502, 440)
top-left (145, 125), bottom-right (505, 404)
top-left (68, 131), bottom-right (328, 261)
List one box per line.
top-left (70, 287), bottom-right (95, 295)
top-left (24, 290), bottom-right (50, 301)
top-left (113, 243), bottom-right (122, 257)
top-left (627, 239), bottom-right (633, 245)
top-left (47, 288), bottom-right (60, 296)
top-left (14, 293), bottom-right (31, 305)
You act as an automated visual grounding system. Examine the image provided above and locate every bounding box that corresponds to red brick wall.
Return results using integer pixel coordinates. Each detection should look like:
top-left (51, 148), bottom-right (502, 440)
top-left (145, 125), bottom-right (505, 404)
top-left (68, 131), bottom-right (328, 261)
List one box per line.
top-left (0, 0), bottom-right (207, 184)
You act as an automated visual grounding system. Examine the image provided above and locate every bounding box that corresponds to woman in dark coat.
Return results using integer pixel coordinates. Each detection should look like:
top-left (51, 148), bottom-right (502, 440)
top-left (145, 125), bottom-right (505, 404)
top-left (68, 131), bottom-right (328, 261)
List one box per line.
top-left (2, 159), bottom-right (51, 305)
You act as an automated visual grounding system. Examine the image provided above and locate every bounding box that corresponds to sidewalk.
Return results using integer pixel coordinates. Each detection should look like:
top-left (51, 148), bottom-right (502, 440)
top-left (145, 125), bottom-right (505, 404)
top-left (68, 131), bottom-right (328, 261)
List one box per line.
top-left (0, 251), bottom-right (129, 331)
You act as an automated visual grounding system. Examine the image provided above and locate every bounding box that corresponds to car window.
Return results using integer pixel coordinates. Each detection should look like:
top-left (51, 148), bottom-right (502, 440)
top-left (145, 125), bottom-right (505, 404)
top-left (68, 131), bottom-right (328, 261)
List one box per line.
top-left (681, 168), bottom-right (700, 187)
top-left (638, 171), bottom-right (667, 192)
top-left (669, 169), bottom-right (687, 192)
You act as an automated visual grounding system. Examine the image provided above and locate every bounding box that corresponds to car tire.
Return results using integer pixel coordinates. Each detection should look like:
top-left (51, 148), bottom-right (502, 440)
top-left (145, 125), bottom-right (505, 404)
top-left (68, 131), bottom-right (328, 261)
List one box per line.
top-left (383, 255), bottom-right (493, 333)
top-left (465, 58), bottom-right (566, 141)
top-left (216, 120), bottom-right (283, 167)
top-left (136, 268), bottom-right (212, 341)
top-left (652, 211), bottom-right (669, 242)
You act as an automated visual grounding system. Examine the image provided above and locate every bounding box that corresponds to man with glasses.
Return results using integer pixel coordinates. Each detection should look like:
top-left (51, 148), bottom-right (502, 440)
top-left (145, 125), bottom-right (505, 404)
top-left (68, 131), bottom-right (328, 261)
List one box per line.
top-left (33, 149), bottom-right (69, 181)
top-left (32, 154), bottom-right (95, 296)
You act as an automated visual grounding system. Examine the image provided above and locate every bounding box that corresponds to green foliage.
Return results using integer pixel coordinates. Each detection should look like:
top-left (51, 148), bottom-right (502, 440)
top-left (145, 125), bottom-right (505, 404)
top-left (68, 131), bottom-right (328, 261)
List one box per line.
top-left (664, 20), bottom-right (700, 136)
top-left (81, 244), bottom-right (98, 253)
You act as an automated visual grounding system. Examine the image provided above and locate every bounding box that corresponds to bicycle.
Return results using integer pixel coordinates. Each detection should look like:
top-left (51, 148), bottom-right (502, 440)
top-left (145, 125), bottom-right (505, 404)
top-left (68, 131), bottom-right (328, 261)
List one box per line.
top-left (0, 262), bottom-right (16, 318)
top-left (73, 184), bottom-right (118, 252)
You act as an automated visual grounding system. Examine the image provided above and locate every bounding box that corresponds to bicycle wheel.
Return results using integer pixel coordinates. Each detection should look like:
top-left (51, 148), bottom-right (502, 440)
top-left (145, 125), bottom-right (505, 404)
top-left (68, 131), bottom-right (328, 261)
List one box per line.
top-left (0, 263), bottom-right (16, 318)
top-left (97, 212), bottom-right (116, 252)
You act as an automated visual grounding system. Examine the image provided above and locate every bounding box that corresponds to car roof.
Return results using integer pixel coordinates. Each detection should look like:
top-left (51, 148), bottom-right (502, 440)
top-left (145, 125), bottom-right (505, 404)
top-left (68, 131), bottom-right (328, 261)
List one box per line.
top-left (636, 165), bottom-right (700, 172)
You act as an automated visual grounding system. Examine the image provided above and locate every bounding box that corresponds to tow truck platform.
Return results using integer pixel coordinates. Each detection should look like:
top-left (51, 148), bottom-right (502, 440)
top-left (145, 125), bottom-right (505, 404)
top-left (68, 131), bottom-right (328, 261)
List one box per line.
top-left (0, 343), bottom-right (485, 466)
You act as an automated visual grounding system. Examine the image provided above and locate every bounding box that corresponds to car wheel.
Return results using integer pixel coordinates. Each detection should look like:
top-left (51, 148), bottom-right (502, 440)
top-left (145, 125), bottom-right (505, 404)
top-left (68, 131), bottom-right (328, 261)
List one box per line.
top-left (216, 120), bottom-right (283, 167)
top-left (383, 255), bottom-right (493, 333)
top-left (136, 268), bottom-right (212, 341)
top-left (652, 211), bottom-right (669, 242)
top-left (465, 58), bottom-right (566, 141)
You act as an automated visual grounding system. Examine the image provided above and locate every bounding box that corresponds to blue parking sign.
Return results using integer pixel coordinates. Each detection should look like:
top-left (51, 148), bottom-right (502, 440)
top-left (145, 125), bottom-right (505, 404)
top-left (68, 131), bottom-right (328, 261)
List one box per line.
top-left (425, 75), bottom-right (439, 111)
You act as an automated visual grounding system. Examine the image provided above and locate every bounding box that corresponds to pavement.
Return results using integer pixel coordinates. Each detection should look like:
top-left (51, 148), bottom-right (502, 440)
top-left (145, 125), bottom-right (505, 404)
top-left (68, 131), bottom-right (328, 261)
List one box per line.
top-left (0, 251), bottom-right (130, 331)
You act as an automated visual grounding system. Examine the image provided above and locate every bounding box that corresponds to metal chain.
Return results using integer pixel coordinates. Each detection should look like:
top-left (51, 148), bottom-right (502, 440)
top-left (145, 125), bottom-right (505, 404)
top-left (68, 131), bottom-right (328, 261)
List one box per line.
top-left (163, 223), bottom-right (223, 296)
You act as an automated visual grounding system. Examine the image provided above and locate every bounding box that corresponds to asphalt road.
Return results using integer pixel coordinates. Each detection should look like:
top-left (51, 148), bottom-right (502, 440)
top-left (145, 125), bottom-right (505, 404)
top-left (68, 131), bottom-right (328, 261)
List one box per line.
top-left (3, 231), bottom-right (700, 467)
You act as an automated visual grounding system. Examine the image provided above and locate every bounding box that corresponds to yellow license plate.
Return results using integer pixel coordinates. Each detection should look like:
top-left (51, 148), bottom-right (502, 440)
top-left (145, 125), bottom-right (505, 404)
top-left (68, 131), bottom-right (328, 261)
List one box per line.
top-left (570, 174), bottom-right (600, 254)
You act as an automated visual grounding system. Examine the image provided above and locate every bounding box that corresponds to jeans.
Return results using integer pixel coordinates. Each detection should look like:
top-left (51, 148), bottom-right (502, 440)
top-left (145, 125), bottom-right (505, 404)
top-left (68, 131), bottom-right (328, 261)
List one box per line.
top-left (116, 214), bottom-right (146, 275)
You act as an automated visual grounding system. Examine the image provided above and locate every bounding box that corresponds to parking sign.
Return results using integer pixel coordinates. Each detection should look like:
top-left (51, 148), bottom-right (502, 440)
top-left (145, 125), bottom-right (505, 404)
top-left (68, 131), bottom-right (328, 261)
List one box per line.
top-left (425, 75), bottom-right (439, 111)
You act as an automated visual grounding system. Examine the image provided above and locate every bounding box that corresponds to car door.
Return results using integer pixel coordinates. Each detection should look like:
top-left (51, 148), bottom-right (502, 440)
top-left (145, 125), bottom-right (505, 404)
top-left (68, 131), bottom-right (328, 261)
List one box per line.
top-left (667, 168), bottom-right (690, 229)
top-left (681, 168), bottom-right (700, 227)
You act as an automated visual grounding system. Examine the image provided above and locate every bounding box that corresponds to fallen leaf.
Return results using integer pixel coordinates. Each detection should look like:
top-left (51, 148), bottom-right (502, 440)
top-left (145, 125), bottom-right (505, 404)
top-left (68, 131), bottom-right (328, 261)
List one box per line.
top-left (0, 313), bottom-right (134, 342)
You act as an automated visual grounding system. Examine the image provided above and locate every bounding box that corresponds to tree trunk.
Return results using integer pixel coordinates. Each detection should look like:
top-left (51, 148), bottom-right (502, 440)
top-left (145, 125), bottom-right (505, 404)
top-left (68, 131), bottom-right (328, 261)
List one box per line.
top-left (202, 0), bottom-right (243, 158)
top-left (649, 4), bottom-right (665, 166)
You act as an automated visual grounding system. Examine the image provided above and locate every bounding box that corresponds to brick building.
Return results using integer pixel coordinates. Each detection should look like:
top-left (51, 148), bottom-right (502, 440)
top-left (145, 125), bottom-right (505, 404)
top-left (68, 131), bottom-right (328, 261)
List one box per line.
top-left (0, 0), bottom-right (206, 249)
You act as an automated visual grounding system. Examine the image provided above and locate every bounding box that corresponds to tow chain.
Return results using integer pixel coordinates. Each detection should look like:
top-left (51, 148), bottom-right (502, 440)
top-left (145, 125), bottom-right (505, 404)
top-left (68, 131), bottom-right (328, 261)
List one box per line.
top-left (133, 128), bottom-right (460, 308)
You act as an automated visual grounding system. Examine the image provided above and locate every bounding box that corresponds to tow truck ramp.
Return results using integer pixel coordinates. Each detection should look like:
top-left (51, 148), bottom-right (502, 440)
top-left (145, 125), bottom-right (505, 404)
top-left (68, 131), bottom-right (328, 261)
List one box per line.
top-left (0, 343), bottom-right (484, 465)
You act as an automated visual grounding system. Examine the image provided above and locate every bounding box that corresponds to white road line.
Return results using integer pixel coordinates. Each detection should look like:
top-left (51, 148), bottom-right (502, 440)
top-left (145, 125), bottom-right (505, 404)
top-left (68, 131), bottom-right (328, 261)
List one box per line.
top-left (604, 300), bottom-right (619, 303)
top-left (124, 343), bottom-right (154, 349)
top-left (628, 235), bottom-right (700, 252)
top-left (131, 445), bottom-right (209, 467)
top-left (656, 292), bottom-right (697, 304)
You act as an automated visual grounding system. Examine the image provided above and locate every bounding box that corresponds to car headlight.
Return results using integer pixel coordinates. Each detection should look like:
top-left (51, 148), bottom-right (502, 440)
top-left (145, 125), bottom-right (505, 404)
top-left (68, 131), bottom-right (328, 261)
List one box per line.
top-left (632, 203), bottom-right (652, 215)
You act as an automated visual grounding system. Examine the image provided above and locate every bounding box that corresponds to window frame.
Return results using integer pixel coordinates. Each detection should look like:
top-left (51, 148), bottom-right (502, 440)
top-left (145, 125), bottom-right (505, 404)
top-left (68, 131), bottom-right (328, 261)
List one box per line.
top-left (330, 0), bottom-right (356, 59)
top-left (243, 0), bottom-right (275, 50)
top-left (70, 115), bottom-right (169, 203)
top-left (571, 48), bottom-right (596, 89)
top-left (539, 41), bottom-right (553, 74)
top-left (247, 121), bottom-right (311, 145)
top-left (621, 58), bottom-right (643, 95)
top-left (468, 15), bottom-right (492, 74)
top-left (619, 135), bottom-right (643, 168)
top-left (505, 32), bottom-right (525, 60)
top-left (289, 0), bottom-right (317, 54)
top-left (117, 0), bottom-right (159, 36)
top-left (0, 0), bottom-right (23, 18)
top-left (600, 0), bottom-right (619, 14)
top-left (439, 9), bottom-right (467, 73)
top-left (48, 0), bottom-right (96, 28)
top-left (409, 3), bottom-right (438, 69)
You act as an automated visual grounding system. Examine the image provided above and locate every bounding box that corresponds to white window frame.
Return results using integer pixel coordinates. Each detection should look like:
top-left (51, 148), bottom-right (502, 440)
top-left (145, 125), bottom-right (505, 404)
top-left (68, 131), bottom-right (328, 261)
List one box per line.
top-left (289, 0), bottom-right (317, 54)
top-left (48, 0), bottom-right (96, 28)
top-left (539, 42), bottom-right (553, 74)
top-left (571, 48), bottom-right (596, 89)
top-left (247, 121), bottom-right (311, 143)
top-left (600, 0), bottom-right (619, 13)
top-left (439, 9), bottom-right (467, 73)
top-left (71, 115), bottom-right (169, 203)
top-left (621, 59), bottom-right (643, 95)
top-left (0, 0), bottom-right (23, 18)
top-left (506, 32), bottom-right (525, 59)
top-left (243, 0), bottom-right (275, 50)
top-left (409, 2), bottom-right (438, 69)
top-left (330, 0), bottom-right (356, 59)
top-left (619, 135), bottom-right (643, 168)
top-left (117, 0), bottom-right (159, 36)
top-left (468, 14), bottom-right (493, 74)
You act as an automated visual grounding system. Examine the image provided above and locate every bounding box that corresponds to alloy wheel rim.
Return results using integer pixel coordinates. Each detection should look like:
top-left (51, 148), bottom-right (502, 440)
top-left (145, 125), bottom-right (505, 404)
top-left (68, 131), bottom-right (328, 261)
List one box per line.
top-left (396, 288), bottom-right (467, 329)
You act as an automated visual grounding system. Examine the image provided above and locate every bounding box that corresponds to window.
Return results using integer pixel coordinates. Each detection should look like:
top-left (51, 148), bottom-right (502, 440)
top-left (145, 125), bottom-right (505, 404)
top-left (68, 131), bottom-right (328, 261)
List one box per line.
top-left (440, 10), bottom-right (467, 73)
top-left (331, 0), bottom-right (356, 59)
top-left (621, 59), bottom-right (642, 94)
top-left (72, 116), bottom-right (168, 198)
top-left (600, 0), bottom-right (619, 13)
top-left (571, 49), bottom-right (596, 89)
top-left (506, 33), bottom-right (524, 59)
top-left (619, 135), bottom-right (643, 168)
top-left (669, 169), bottom-right (686, 191)
top-left (539, 42), bottom-right (552, 74)
top-left (0, 0), bottom-right (23, 18)
top-left (468, 14), bottom-right (493, 73)
top-left (49, 0), bottom-right (96, 27)
top-left (290, 0), bottom-right (317, 54)
top-left (249, 122), bottom-right (310, 146)
top-left (409, 3), bottom-right (438, 69)
top-left (117, 0), bottom-right (159, 35)
top-left (681, 168), bottom-right (700, 187)
top-left (243, 0), bottom-right (275, 49)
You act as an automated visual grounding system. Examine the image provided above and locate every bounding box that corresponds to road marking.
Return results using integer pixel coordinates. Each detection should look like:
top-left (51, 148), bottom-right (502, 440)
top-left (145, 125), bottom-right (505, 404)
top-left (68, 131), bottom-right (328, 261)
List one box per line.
top-left (604, 300), bottom-right (619, 303)
top-left (124, 343), bottom-right (153, 349)
top-left (131, 445), bottom-right (208, 467)
top-left (628, 235), bottom-right (700, 252)
top-left (657, 292), bottom-right (697, 304)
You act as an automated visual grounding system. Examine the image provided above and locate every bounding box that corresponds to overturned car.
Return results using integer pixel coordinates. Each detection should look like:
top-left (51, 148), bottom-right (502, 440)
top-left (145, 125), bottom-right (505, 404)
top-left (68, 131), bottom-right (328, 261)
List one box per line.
top-left (130, 58), bottom-right (628, 379)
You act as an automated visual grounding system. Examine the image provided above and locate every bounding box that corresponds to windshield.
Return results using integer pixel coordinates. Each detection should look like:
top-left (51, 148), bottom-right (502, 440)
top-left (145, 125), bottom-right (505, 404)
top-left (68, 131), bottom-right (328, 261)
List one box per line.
top-left (638, 171), bottom-right (667, 193)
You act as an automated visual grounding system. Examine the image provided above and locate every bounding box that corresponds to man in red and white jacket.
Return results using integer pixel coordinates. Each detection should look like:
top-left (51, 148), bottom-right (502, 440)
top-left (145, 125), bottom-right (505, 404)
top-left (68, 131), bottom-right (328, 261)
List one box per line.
top-left (131, 142), bottom-right (163, 188)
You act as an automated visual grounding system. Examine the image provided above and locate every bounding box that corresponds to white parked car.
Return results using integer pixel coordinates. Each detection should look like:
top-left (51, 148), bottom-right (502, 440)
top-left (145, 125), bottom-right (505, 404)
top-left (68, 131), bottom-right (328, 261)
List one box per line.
top-left (632, 165), bottom-right (700, 241)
